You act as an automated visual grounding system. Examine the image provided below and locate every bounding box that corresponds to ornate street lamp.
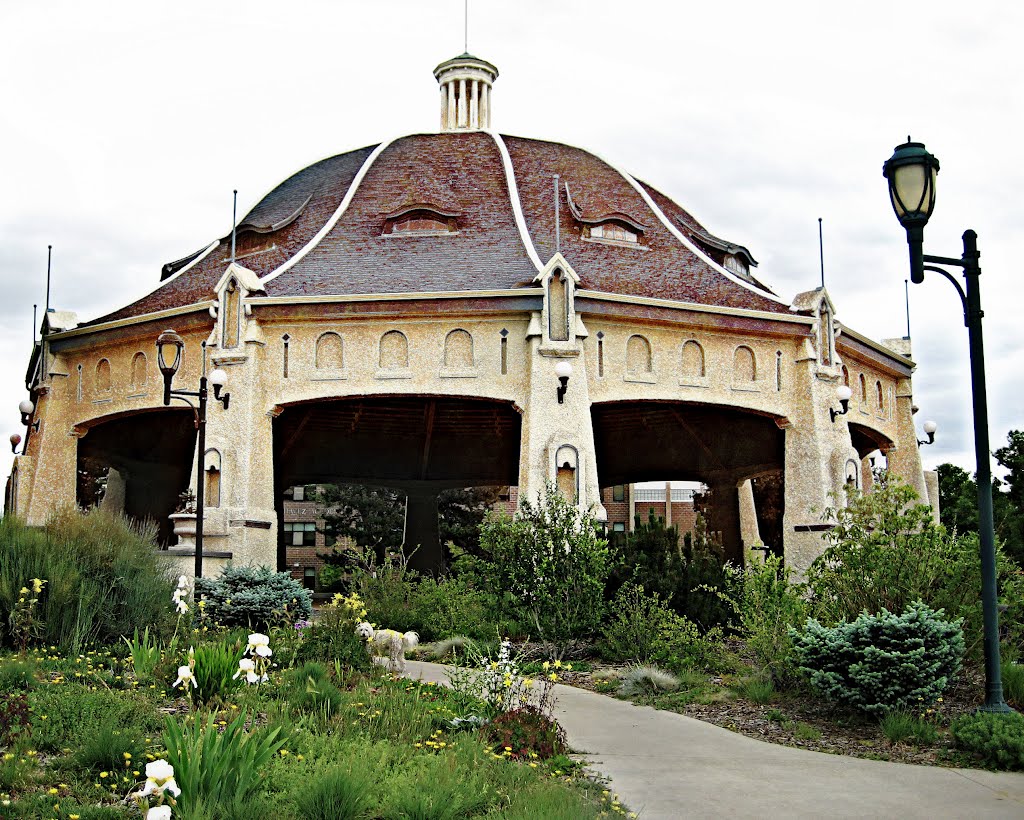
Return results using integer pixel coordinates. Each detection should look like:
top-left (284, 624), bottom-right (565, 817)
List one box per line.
top-left (156, 329), bottom-right (230, 578)
top-left (883, 140), bottom-right (1011, 713)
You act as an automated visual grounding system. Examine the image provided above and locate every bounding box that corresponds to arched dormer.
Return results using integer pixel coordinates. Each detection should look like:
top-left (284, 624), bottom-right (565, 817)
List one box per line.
top-left (382, 204), bottom-right (460, 236)
top-left (529, 253), bottom-right (585, 351)
top-left (564, 181), bottom-right (646, 246)
top-left (213, 262), bottom-right (264, 350)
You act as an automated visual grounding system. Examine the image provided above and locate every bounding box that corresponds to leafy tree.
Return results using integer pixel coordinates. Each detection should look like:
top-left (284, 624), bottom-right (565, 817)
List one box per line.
top-left (313, 484), bottom-right (406, 565)
top-left (479, 485), bottom-right (613, 654)
top-left (607, 509), bottom-right (685, 603)
top-left (437, 486), bottom-right (503, 555)
top-left (994, 431), bottom-right (1024, 565)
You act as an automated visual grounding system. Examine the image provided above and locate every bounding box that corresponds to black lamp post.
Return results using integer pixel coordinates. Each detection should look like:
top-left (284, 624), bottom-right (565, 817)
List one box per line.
top-left (156, 329), bottom-right (230, 579)
top-left (883, 140), bottom-right (1011, 713)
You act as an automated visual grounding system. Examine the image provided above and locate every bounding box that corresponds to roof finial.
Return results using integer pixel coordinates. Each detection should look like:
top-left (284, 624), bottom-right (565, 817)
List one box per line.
top-left (230, 190), bottom-right (238, 264)
top-left (818, 217), bottom-right (824, 288)
top-left (434, 53), bottom-right (498, 132)
top-left (464, 0), bottom-right (468, 54)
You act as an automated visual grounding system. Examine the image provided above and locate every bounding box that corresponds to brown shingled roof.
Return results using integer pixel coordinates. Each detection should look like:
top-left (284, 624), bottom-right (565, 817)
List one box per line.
top-left (84, 132), bottom-right (789, 327)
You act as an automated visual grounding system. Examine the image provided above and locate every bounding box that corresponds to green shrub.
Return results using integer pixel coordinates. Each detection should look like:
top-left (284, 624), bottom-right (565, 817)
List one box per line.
top-left (293, 765), bottom-right (375, 819)
top-left (807, 475), bottom-right (1024, 660)
top-left (738, 554), bottom-right (806, 684)
top-left (1003, 662), bottom-right (1024, 707)
top-left (952, 711), bottom-right (1024, 769)
top-left (479, 486), bottom-right (612, 651)
top-left (606, 510), bottom-right (687, 610)
top-left (28, 683), bottom-right (161, 751)
top-left (294, 595), bottom-right (371, 672)
top-left (599, 582), bottom-right (674, 663)
top-left (195, 565), bottom-right (312, 630)
top-left (0, 659), bottom-right (36, 692)
top-left (484, 705), bottom-right (567, 760)
top-left (653, 609), bottom-right (725, 674)
top-left (791, 601), bottom-right (964, 717)
top-left (163, 709), bottom-right (289, 814)
top-left (0, 509), bottom-right (175, 651)
top-left (412, 575), bottom-right (497, 641)
top-left (283, 662), bottom-right (345, 718)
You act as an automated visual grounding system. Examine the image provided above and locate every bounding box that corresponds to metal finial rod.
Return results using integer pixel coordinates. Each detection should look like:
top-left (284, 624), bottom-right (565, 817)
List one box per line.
top-left (554, 175), bottom-right (560, 254)
top-left (818, 218), bottom-right (824, 288)
top-left (230, 190), bottom-right (238, 264)
top-left (905, 278), bottom-right (911, 338)
top-left (33, 305), bottom-right (37, 345)
top-left (45, 245), bottom-right (52, 315)
top-left (465, 0), bottom-right (468, 53)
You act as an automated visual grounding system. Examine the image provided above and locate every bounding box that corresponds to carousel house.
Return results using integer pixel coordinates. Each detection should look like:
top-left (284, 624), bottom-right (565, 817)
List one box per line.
top-left (5, 53), bottom-right (936, 578)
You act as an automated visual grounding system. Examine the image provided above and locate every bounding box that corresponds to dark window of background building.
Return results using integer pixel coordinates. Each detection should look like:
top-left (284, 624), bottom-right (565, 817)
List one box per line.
top-left (613, 484), bottom-right (625, 502)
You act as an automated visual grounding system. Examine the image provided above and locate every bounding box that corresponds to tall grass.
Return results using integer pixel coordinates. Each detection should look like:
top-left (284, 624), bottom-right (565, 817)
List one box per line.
top-left (0, 509), bottom-right (175, 651)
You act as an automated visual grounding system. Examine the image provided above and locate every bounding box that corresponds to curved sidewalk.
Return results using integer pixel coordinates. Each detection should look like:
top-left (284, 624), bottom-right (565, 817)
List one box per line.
top-left (403, 660), bottom-right (1024, 819)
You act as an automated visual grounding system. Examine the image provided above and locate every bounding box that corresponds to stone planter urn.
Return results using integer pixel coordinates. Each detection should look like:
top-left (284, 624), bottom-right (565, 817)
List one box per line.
top-left (169, 512), bottom-right (197, 547)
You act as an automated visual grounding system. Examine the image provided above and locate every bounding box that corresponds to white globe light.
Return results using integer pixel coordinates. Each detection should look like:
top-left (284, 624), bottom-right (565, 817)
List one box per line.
top-left (554, 361), bottom-right (573, 379)
top-left (836, 385), bottom-right (853, 402)
top-left (209, 369), bottom-right (228, 387)
top-left (18, 399), bottom-right (34, 415)
top-left (923, 420), bottom-right (938, 435)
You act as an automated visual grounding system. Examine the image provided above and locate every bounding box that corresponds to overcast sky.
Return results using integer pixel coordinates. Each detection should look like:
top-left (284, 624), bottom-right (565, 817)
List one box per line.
top-left (2, 0), bottom-right (1021, 489)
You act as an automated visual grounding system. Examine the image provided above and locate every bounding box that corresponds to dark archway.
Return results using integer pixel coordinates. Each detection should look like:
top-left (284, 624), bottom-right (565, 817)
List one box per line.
top-left (76, 408), bottom-right (197, 545)
top-left (272, 395), bottom-right (522, 572)
top-left (591, 400), bottom-right (785, 562)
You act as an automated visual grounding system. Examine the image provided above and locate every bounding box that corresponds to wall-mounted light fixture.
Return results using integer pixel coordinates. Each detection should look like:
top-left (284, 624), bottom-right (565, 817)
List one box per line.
top-left (18, 400), bottom-right (39, 432)
top-left (555, 361), bottom-right (572, 404)
top-left (917, 419), bottom-right (938, 446)
top-left (830, 384), bottom-right (853, 423)
top-left (9, 433), bottom-right (22, 454)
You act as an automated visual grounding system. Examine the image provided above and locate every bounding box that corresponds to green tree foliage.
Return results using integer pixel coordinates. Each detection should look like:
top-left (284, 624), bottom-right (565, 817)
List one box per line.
top-left (936, 429), bottom-right (1024, 565)
top-left (314, 484), bottom-right (406, 564)
top-left (478, 486), bottom-right (612, 652)
top-left (807, 473), bottom-right (1024, 660)
top-left (607, 510), bottom-right (685, 603)
top-left (437, 486), bottom-right (503, 555)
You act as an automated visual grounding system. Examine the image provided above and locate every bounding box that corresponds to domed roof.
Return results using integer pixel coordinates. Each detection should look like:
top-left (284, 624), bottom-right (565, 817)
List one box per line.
top-left (89, 130), bottom-right (790, 326)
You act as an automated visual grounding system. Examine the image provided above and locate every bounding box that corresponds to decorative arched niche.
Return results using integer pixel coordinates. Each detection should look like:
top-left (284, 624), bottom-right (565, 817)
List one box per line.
top-left (732, 345), bottom-right (758, 390)
top-left (312, 332), bottom-right (346, 381)
top-left (204, 449), bottom-right (222, 508)
top-left (441, 329), bottom-right (477, 377)
top-left (377, 330), bottom-right (411, 378)
top-left (94, 358), bottom-right (112, 397)
top-left (554, 444), bottom-right (579, 504)
top-left (679, 339), bottom-right (708, 388)
top-left (625, 335), bottom-right (655, 383)
top-left (129, 352), bottom-right (148, 393)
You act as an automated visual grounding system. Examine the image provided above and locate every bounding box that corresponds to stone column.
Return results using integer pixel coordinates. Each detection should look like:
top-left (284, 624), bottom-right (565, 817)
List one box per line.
top-left (886, 376), bottom-right (929, 502)
top-left (664, 481), bottom-right (673, 527)
top-left (405, 492), bottom-right (442, 573)
top-left (447, 82), bottom-right (456, 130)
top-left (25, 387), bottom-right (77, 525)
top-left (517, 343), bottom-right (599, 519)
top-left (470, 80), bottom-right (479, 128)
top-left (628, 483), bottom-right (636, 532)
top-left (924, 469), bottom-right (941, 525)
top-left (99, 467), bottom-right (127, 514)
top-left (708, 480), bottom-right (742, 564)
top-left (738, 478), bottom-right (762, 555)
top-left (458, 79), bottom-right (467, 128)
top-left (439, 85), bottom-right (448, 130)
top-left (481, 85), bottom-right (490, 128)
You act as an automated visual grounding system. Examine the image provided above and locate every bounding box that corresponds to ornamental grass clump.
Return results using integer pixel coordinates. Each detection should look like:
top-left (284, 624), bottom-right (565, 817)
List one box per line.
top-left (790, 600), bottom-right (964, 717)
top-left (617, 664), bottom-right (680, 697)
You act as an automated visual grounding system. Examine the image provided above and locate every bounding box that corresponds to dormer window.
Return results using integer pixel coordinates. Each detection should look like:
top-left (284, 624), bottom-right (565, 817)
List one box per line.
top-left (588, 221), bottom-right (638, 244)
top-left (383, 207), bottom-right (458, 236)
top-left (723, 254), bottom-right (748, 277)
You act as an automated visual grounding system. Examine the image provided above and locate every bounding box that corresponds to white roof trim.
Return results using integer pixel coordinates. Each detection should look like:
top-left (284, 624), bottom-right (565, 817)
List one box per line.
top-left (47, 302), bottom-right (214, 340)
top-left (249, 287), bottom-right (545, 306)
top-left (575, 289), bottom-right (814, 325)
top-left (578, 148), bottom-right (791, 307)
top-left (259, 135), bottom-right (402, 287)
top-left (486, 131), bottom-right (544, 272)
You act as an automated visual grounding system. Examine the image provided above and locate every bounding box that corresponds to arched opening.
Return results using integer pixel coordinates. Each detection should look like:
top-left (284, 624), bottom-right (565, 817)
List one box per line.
top-left (273, 395), bottom-right (522, 574)
top-left (379, 330), bottom-right (409, 370)
top-left (733, 346), bottom-right (756, 382)
top-left (130, 352), bottom-right (148, 391)
top-left (555, 444), bottom-right (579, 504)
top-left (548, 271), bottom-right (569, 342)
top-left (204, 449), bottom-right (222, 508)
top-left (76, 408), bottom-right (197, 546)
top-left (223, 278), bottom-right (241, 349)
top-left (95, 358), bottom-right (112, 394)
top-left (591, 400), bottom-right (785, 563)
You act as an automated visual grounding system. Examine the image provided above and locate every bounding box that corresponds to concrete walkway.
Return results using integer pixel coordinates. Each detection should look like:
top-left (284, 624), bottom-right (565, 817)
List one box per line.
top-left (403, 660), bottom-right (1024, 819)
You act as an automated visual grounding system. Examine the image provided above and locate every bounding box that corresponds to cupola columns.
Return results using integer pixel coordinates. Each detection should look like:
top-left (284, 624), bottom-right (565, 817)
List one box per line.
top-left (434, 54), bottom-right (498, 132)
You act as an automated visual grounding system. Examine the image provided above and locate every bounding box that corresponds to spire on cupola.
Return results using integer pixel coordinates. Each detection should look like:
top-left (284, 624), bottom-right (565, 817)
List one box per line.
top-left (433, 54), bottom-right (498, 132)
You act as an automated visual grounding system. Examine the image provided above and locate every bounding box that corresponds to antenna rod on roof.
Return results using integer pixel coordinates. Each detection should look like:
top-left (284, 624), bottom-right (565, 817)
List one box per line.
top-left (230, 190), bottom-right (238, 265)
top-left (32, 305), bottom-right (37, 346)
top-left (554, 175), bottom-right (560, 255)
top-left (45, 245), bottom-right (52, 315)
top-left (818, 218), bottom-right (824, 288)
top-left (465, 0), bottom-right (468, 53)
top-left (905, 278), bottom-right (911, 339)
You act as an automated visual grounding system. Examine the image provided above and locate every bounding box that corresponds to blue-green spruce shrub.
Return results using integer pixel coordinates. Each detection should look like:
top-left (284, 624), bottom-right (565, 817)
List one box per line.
top-left (951, 711), bottom-right (1024, 770)
top-left (195, 565), bottom-right (312, 630)
top-left (790, 600), bottom-right (964, 717)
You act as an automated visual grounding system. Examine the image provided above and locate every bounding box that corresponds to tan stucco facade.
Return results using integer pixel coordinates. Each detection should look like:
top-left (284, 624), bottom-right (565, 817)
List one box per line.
top-left (9, 255), bottom-right (929, 578)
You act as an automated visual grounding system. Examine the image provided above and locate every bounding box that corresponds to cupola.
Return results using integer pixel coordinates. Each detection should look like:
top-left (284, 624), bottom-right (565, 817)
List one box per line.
top-left (433, 53), bottom-right (498, 131)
